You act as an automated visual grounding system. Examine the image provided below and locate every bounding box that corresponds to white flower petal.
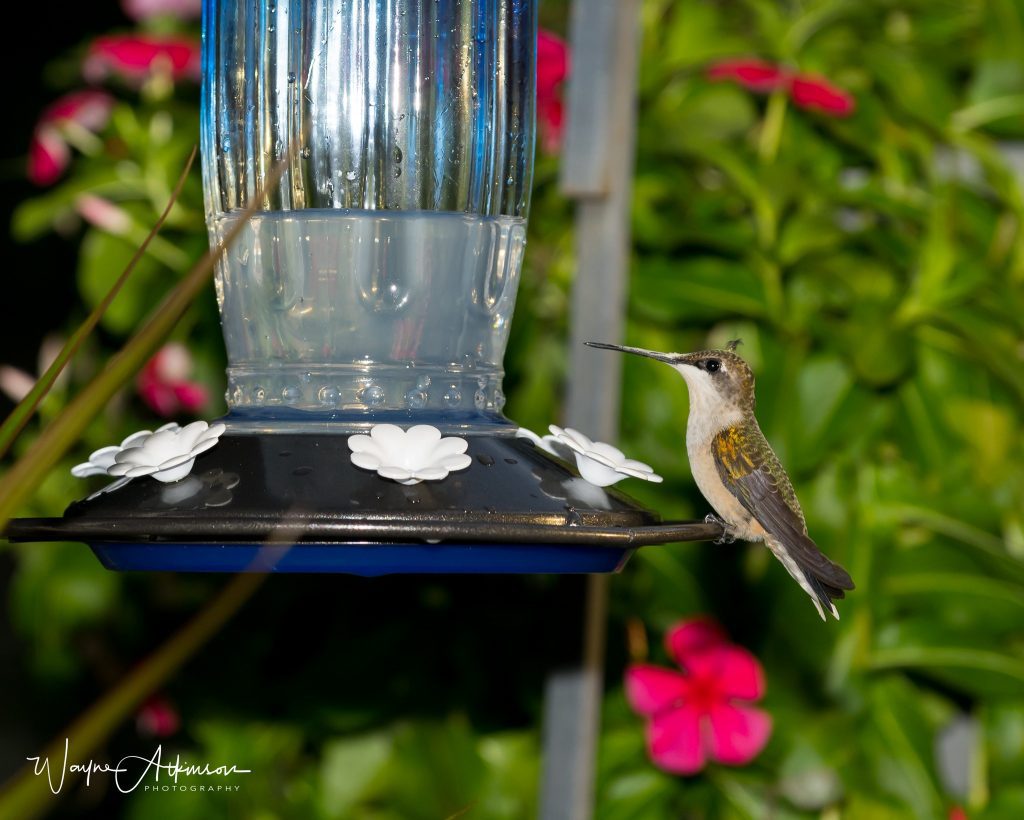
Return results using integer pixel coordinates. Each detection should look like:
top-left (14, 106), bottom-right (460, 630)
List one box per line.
top-left (588, 441), bottom-right (627, 463)
top-left (189, 435), bottom-right (221, 457)
top-left (431, 437), bottom-right (470, 459)
top-left (175, 420), bottom-right (209, 451)
top-left (155, 453), bottom-right (195, 472)
top-left (120, 430), bottom-right (153, 449)
top-left (152, 458), bottom-right (197, 483)
top-left (124, 464), bottom-right (159, 478)
top-left (114, 448), bottom-right (154, 467)
top-left (378, 465), bottom-right (415, 482)
top-left (346, 434), bottom-right (376, 454)
top-left (412, 466), bottom-right (448, 481)
top-left (350, 452), bottom-right (383, 471)
top-left (436, 453), bottom-right (472, 471)
top-left (515, 427), bottom-right (565, 457)
top-left (515, 428), bottom-right (543, 446)
top-left (369, 424), bottom-right (404, 442)
top-left (574, 455), bottom-right (625, 487)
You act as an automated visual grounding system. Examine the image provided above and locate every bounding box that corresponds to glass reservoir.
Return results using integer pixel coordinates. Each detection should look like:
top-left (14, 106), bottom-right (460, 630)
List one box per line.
top-left (202, 0), bottom-right (536, 421)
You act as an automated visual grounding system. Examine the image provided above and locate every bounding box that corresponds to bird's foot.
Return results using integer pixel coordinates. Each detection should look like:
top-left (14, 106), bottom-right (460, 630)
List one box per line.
top-left (705, 513), bottom-right (737, 544)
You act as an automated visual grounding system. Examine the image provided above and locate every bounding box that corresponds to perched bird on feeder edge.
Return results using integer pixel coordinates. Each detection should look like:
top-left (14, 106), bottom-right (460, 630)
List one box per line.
top-left (586, 339), bottom-right (854, 620)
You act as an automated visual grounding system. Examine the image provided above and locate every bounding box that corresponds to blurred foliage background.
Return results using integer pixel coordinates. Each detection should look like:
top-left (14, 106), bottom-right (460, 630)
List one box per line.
top-left (2, 0), bottom-right (1024, 817)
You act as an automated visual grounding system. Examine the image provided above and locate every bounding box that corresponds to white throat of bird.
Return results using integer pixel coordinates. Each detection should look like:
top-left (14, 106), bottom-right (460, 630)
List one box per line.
top-left (673, 364), bottom-right (743, 438)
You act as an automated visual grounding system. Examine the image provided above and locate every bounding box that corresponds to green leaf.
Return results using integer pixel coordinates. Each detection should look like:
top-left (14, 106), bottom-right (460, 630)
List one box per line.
top-left (872, 623), bottom-right (1024, 697)
top-left (864, 677), bottom-right (945, 819)
top-left (319, 732), bottom-right (393, 818)
top-left (631, 257), bottom-right (768, 323)
top-left (78, 230), bottom-right (167, 334)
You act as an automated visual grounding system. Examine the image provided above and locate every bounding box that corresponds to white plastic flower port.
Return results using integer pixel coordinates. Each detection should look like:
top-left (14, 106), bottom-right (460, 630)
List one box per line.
top-left (107, 421), bottom-right (226, 483)
top-left (547, 425), bottom-right (663, 487)
top-left (72, 423), bottom-right (183, 495)
top-left (348, 424), bottom-right (472, 485)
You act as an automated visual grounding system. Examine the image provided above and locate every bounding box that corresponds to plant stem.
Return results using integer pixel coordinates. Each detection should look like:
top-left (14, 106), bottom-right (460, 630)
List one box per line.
top-left (758, 91), bottom-right (787, 165)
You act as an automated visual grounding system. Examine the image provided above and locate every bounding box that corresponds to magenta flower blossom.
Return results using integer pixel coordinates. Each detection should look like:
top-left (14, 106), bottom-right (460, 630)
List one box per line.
top-left (27, 90), bottom-right (114, 186)
top-left (136, 694), bottom-right (180, 738)
top-left (706, 59), bottom-right (790, 93)
top-left (537, 29), bottom-right (569, 153)
top-left (84, 34), bottom-right (201, 86)
top-left (707, 57), bottom-right (855, 117)
top-left (625, 617), bottom-right (772, 775)
top-left (137, 343), bottom-right (209, 417)
top-left (122, 0), bottom-right (201, 21)
top-left (790, 74), bottom-right (856, 117)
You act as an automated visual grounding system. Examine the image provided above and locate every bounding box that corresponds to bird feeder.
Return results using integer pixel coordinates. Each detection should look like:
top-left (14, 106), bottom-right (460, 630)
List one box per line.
top-left (5, 0), bottom-right (720, 572)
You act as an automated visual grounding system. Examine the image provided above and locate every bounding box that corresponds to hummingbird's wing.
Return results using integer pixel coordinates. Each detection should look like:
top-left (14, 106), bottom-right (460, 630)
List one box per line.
top-left (712, 423), bottom-right (854, 616)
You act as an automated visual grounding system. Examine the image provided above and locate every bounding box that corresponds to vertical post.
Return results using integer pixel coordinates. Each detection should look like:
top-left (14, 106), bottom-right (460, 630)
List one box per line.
top-left (538, 0), bottom-right (643, 817)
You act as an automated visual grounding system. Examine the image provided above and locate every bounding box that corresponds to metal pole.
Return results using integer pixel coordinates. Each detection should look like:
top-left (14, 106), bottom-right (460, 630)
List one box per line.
top-left (538, 0), bottom-right (643, 817)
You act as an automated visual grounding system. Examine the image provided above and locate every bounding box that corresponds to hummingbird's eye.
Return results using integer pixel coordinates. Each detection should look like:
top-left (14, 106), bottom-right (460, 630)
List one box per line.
top-left (704, 358), bottom-right (722, 373)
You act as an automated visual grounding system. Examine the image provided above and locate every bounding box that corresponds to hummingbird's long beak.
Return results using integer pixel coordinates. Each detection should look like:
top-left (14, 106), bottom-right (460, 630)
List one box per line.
top-left (584, 341), bottom-right (680, 365)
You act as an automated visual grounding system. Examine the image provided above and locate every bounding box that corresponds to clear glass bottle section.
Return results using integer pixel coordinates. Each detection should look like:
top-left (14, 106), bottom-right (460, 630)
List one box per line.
top-left (201, 0), bottom-right (536, 418)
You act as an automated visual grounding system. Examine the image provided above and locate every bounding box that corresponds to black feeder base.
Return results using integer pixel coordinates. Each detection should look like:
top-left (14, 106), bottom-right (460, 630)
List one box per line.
top-left (3, 430), bottom-right (723, 574)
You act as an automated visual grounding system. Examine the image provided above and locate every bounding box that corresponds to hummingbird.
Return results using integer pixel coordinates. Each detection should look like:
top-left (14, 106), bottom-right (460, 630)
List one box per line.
top-left (586, 340), bottom-right (854, 620)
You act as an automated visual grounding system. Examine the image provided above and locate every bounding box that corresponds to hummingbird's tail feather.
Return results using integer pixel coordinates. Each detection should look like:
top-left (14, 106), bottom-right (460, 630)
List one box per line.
top-left (763, 534), bottom-right (854, 621)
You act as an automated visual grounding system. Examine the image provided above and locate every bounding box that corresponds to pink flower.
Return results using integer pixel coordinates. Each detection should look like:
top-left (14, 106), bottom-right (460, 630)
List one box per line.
top-left (707, 58), bottom-right (855, 118)
top-left (537, 29), bottom-right (569, 153)
top-left (122, 0), bottom-right (201, 21)
top-left (136, 695), bottom-right (180, 738)
top-left (84, 34), bottom-right (201, 86)
top-left (137, 343), bottom-right (209, 417)
top-left (625, 617), bottom-right (772, 776)
top-left (27, 90), bottom-right (114, 186)
top-left (707, 59), bottom-right (790, 93)
top-left (75, 194), bottom-right (132, 236)
top-left (790, 74), bottom-right (856, 117)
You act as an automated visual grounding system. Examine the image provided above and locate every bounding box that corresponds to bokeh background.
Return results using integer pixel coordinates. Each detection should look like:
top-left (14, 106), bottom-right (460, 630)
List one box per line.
top-left (3, 0), bottom-right (1024, 817)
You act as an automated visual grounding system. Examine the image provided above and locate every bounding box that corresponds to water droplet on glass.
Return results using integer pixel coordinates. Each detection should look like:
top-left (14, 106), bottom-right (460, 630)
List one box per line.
top-left (300, 145), bottom-right (311, 158)
top-left (221, 136), bottom-right (231, 152)
top-left (393, 147), bottom-right (403, 164)
top-left (394, 167), bottom-right (402, 178)
top-left (287, 72), bottom-right (296, 83)
top-left (282, 385), bottom-right (302, 403)
top-left (345, 170), bottom-right (357, 181)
